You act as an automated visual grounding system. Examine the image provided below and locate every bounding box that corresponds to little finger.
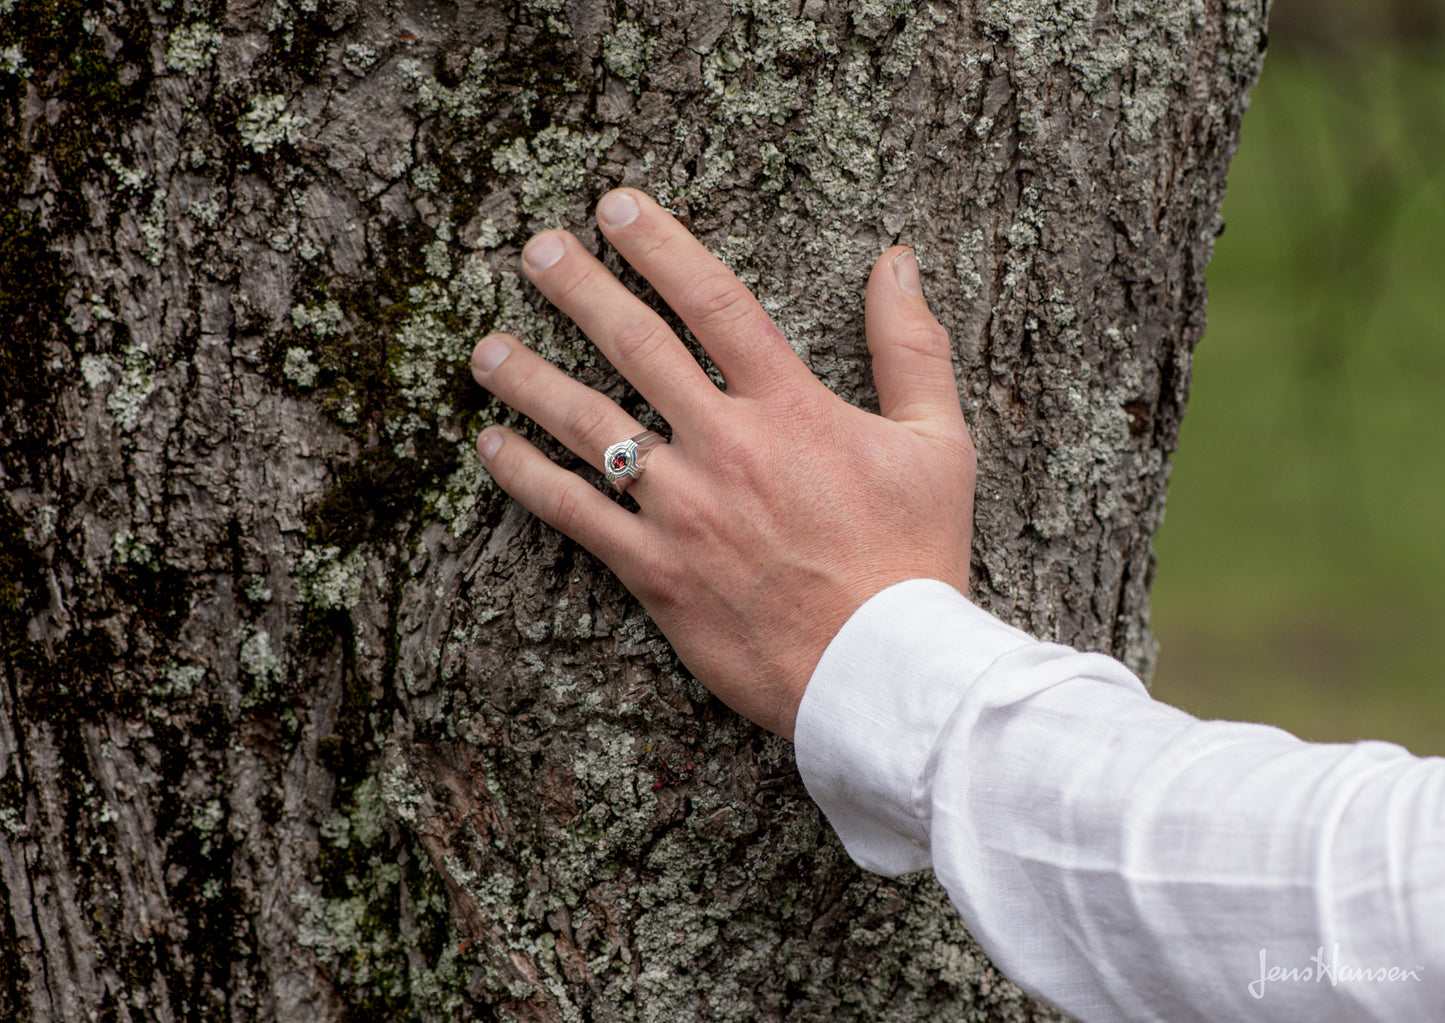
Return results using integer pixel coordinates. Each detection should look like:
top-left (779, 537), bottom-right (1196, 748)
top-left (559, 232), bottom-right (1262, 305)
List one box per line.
top-left (477, 427), bottom-right (651, 568)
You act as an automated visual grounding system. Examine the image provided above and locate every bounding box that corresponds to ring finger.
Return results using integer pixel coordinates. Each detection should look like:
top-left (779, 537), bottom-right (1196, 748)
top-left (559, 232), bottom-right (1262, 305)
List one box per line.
top-left (471, 331), bottom-right (652, 482)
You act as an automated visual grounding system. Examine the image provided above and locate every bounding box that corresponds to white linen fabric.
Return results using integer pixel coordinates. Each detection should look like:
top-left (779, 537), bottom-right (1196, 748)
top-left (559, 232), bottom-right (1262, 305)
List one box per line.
top-left (794, 579), bottom-right (1445, 1023)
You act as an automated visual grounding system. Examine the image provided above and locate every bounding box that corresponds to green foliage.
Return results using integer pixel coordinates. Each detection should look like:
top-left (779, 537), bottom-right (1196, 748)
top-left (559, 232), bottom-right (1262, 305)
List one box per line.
top-left (1271, 0), bottom-right (1445, 46)
top-left (1152, 46), bottom-right (1445, 754)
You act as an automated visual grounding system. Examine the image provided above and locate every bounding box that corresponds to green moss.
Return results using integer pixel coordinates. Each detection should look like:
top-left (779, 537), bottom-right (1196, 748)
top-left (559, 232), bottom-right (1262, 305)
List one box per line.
top-left (0, 1), bottom-right (151, 616)
top-left (258, 0), bottom-right (344, 80)
top-left (0, 207), bottom-right (62, 449)
top-left (109, 549), bottom-right (192, 640)
top-left (102, 343), bottom-right (158, 429)
top-left (297, 771), bottom-right (471, 1019)
top-left (149, 718), bottom-right (246, 1018)
top-left (239, 627), bottom-right (284, 693)
top-left (0, 0), bottom-right (151, 197)
top-left (307, 444), bottom-right (460, 551)
top-left (419, 22), bottom-right (591, 218)
top-left (264, 9), bottom-right (617, 564)
top-left (283, 345), bottom-right (322, 388)
top-left (0, 495), bottom-right (34, 631)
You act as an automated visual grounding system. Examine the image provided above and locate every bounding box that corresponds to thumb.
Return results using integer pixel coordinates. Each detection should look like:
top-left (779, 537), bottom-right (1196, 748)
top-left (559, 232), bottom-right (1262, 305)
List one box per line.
top-left (864, 247), bottom-right (964, 426)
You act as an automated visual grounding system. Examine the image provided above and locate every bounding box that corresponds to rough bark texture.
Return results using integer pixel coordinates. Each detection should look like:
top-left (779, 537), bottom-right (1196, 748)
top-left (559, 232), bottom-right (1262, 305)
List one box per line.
top-left (0, 0), bottom-right (1267, 1019)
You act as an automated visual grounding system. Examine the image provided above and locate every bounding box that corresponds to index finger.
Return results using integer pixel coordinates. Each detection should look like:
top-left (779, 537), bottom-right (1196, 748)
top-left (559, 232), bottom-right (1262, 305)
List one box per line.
top-left (594, 189), bottom-right (811, 398)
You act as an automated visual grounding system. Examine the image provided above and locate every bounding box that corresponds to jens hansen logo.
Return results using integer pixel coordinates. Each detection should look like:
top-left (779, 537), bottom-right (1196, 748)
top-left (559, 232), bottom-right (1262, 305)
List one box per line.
top-left (1250, 944), bottom-right (1424, 999)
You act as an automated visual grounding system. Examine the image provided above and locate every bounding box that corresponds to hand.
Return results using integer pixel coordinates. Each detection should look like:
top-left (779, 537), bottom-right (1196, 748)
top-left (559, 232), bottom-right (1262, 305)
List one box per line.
top-left (470, 190), bottom-right (975, 739)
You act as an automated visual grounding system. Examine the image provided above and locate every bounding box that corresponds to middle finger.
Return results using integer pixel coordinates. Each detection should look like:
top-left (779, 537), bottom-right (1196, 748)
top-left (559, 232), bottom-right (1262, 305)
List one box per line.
top-left (520, 230), bottom-right (721, 428)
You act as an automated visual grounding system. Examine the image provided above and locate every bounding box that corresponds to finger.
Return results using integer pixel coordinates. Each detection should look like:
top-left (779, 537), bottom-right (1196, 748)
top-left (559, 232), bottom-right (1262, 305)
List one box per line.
top-left (477, 427), bottom-right (650, 569)
top-left (471, 332), bottom-right (645, 470)
top-left (594, 188), bottom-right (809, 397)
top-left (520, 229), bottom-right (720, 427)
top-left (864, 247), bottom-right (965, 425)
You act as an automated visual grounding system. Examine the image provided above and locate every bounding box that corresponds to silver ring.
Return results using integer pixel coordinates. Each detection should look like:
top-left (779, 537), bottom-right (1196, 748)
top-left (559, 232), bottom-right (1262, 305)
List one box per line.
top-left (603, 431), bottom-right (664, 489)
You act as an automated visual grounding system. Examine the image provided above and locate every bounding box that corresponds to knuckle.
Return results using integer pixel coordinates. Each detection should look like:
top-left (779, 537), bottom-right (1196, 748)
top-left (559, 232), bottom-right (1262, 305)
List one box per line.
top-left (507, 354), bottom-right (548, 400)
top-left (551, 260), bottom-right (593, 306)
top-left (944, 422), bottom-right (975, 462)
top-left (899, 319), bottom-right (953, 362)
top-left (636, 230), bottom-right (676, 266)
top-left (760, 386), bottom-right (830, 435)
top-left (930, 416), bottom-right (976, 469)
top-left (700, 419), bottom-right (772, 489)
top-left (960, 428), bottom-right (978, 471)
top-left (685, 271), bottom-right (754, 329)
top-left (917, 318), bottom-right (953, 354)
top-left (560, 396), bottom-right (613, 449)
top-left (629, 551), bottom-right (679, 607)
top-left (663, 478), bottom-right (713, 523)
top-left (705, 425), bottom-right (756, 470)
top-left (609, 311), bottom-right (674, 364)
top-left (543, 480), bottom-right (585, 534)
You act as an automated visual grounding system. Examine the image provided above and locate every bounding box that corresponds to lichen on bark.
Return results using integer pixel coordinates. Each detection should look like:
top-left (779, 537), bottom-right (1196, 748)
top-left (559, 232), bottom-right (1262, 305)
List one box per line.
top-left (0, 0), bottom-right (1266, 1019)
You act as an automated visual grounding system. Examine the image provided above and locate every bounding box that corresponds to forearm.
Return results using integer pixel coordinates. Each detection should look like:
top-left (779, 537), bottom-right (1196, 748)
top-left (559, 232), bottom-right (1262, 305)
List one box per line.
top-left (796, 580), bottom-right (1445, 1023)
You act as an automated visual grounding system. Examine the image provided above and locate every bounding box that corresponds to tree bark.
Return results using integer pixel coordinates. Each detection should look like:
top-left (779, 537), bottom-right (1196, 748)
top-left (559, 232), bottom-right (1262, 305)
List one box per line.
top-left (0, 0), bottom-right (1267, 1019)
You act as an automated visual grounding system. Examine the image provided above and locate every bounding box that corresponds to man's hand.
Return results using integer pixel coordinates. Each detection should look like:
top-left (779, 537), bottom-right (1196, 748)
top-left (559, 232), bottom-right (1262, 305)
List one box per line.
top-left (470, 189), bottom-right (975, 739)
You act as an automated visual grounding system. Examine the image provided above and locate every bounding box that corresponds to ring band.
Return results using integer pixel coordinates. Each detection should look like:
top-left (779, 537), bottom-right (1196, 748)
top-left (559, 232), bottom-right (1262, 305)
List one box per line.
top-left (603, 431), bottom-right (664, 489)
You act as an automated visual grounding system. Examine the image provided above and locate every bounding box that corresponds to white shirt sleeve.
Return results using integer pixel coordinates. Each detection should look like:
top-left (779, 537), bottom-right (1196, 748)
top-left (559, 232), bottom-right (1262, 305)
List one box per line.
top-left (794, 579), bottom-right (1445, 1023)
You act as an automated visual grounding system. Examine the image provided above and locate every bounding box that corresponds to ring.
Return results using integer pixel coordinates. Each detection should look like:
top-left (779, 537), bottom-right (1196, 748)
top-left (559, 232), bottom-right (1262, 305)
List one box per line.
top-left (603, 431), bottom-right (665, 489)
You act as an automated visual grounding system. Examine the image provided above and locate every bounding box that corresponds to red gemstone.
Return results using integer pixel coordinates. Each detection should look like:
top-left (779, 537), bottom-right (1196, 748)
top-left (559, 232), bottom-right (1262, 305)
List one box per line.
top-left (612, 454), bottom-right (628, 470)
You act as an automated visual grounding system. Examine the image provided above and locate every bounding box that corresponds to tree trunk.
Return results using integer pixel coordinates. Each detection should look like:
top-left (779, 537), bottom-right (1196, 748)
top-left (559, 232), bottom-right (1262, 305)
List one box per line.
top-left (0, 0), bottom-right (1267, 1019)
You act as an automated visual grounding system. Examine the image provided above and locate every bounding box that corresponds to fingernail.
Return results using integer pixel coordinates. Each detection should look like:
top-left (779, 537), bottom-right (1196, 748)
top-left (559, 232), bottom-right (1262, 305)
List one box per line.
top-left (473, 335), bottom-right (511, 374)
top-left (478, 430), bottom-right (503, 462)
top-left (597, 190), bottom-right (639, 229)
top-left (523, 233), bottom-right (565, 272)
top-left (893, 249), bottom-right (923, 297)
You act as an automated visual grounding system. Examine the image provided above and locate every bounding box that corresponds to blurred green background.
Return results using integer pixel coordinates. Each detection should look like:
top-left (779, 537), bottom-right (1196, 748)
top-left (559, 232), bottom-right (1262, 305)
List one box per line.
top-left (1149, 0), bottom-right (1445, 755)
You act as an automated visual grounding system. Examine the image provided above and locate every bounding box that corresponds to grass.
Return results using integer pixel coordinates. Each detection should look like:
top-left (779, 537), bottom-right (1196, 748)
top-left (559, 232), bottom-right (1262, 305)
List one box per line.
top-left (1148, 45), bottom-right (1445, 755)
